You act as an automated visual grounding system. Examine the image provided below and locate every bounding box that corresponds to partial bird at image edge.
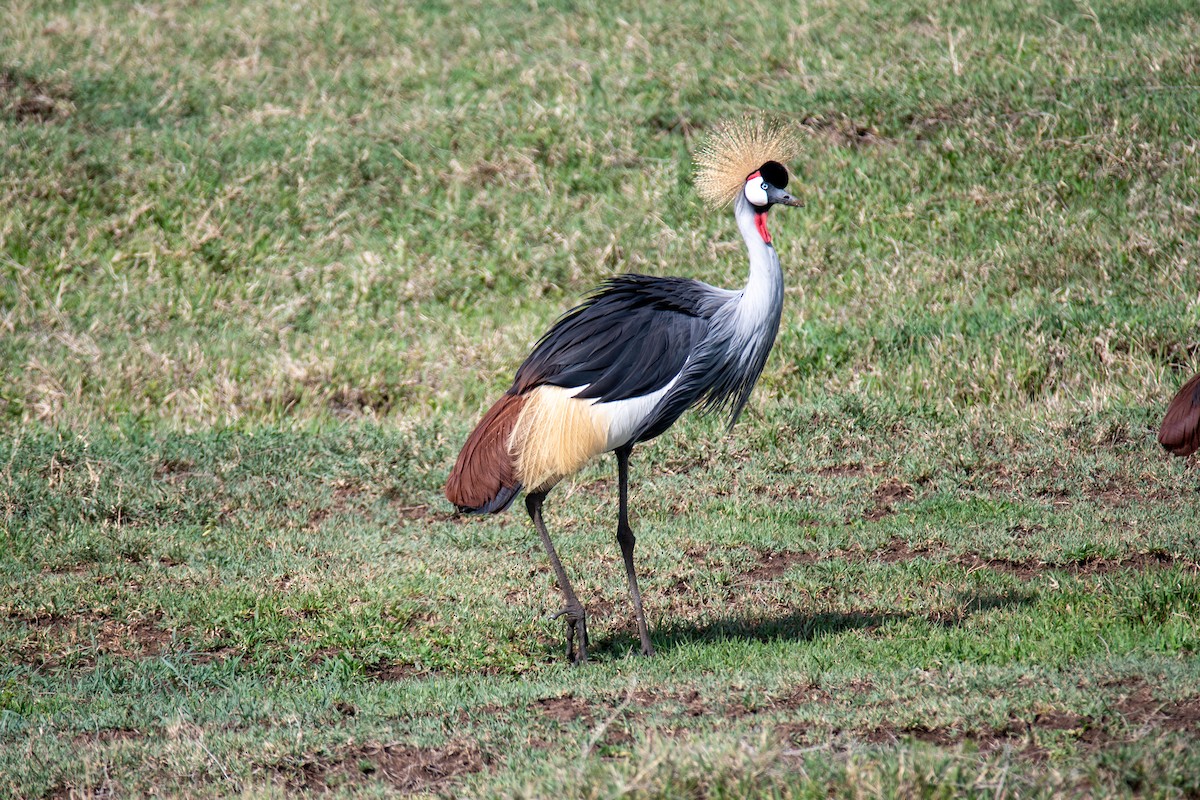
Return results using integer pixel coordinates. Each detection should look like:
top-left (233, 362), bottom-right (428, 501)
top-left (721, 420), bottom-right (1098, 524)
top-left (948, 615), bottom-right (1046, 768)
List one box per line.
top-left (1159, 372), bottom-right (1200, 457)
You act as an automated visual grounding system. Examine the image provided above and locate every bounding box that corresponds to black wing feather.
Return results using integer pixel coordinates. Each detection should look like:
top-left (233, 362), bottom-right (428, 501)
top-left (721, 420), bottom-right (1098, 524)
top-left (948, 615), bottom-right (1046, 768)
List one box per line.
top-left (512, 275), bottom-right (716, 402)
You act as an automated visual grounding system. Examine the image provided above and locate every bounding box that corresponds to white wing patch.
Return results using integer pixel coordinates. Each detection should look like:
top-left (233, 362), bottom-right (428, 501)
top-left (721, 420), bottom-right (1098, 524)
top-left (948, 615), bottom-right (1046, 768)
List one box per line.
top-left (595, 378), bottom-right (679, 450)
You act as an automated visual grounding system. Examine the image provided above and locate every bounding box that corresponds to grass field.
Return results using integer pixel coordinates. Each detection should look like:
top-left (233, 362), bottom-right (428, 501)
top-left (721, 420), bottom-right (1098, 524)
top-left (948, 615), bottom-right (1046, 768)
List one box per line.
top-left (3, 0), bottom-right (1200, 796)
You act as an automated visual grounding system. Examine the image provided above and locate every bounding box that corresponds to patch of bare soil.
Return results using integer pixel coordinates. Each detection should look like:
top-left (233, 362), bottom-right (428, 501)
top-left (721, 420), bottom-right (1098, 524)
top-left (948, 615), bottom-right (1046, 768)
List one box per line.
top-left (799, 682), bottom-right (1200, 757)
top-left (274, 741), bottom-right (484, 793)
top-left (737, 536), bottom-right (1192, 585)
top-left (801, 114), bottom-right (889, 147)
top-left (863, 723), bottom-right (964, 747)
top-left (393, 503), bottom-right (431, 521)
top-left (193, 644), bottom-right (241, 664)
top-left (15, 611), bottom-right (175, 667)
top-left (44, 779), bottom-right (120, 800)
top-left (741, 550), bottom-right (821, 582)
top-left (587, 598), bottom-right (617, 624)
top-left (818, 463), bottom-right (870, 478)
top-left (71, 728), bottom-right (146, 746)
top-left (862, 479), bottom-right (915, 522)
top-left (956, 554), bottom-right (1044, 581)
top-left (328, 387), bottom-right (394, 417)
top-left (536, 694), bottom-right (592, 724)
top-left (1062, 552), bottom-right (1190, 575)
top-left (41, 562), bottom-right (91, 576)
top-left (306, 486), bottom-right (362, 530)
top-left (618, 688), bottom-right (710, 718)
top-left (365, 661), bottom-right (424, 681)
top-left (956, 551), bottom-right (1195, 579)
top-left (94, 617), bottom-right (173, 658)
top-left (154, 457), bottom-right (197, 481)
top-left (1, 70), bottom-right (70, 122)
top-left (875, 538), bottom-right (939, 564)
top-left (675, 689), bottom-right (710, 718)
top-left (645, 112), bottom-right (704, 136)
top-left (1113, 684), bottom-right (1200, 734)
top-left (774, 683), bottom-right (835, 709)
top-left (904, 99), bottom-right (980, 139)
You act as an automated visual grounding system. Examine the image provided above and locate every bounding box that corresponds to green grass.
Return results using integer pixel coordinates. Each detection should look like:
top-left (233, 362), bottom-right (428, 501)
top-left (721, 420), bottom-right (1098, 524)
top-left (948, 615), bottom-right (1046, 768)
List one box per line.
top-left (3, 0), bottom-right (1200, 796)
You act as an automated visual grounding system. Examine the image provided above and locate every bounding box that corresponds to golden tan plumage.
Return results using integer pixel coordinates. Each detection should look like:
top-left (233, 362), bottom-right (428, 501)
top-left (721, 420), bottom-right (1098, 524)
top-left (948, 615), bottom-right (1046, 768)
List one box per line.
top-left (510, 386), bottom-right (609, 493)
top-left (694, 117), bottom-right (800, 208)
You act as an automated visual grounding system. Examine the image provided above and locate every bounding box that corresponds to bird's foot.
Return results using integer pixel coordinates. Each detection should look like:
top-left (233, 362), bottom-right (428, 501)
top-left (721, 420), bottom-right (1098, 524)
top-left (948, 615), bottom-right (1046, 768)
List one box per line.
top-left (552, 605), bottom-right (589, 664)
top-left (639, 640), bottom-right (656, 658)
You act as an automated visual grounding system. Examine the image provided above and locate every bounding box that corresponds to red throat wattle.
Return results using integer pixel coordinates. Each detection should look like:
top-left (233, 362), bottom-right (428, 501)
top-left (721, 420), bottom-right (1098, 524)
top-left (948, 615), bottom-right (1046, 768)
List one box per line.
top-left (754, 212), bottom-right (771, 244)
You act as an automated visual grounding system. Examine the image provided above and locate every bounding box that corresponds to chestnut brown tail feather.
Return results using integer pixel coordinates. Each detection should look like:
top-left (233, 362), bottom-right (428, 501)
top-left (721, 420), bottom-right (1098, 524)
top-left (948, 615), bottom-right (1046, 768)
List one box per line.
top-left (446, 392), bottom-right (525, 513)
top-left (1160, 373), bottom-right (1200, 457)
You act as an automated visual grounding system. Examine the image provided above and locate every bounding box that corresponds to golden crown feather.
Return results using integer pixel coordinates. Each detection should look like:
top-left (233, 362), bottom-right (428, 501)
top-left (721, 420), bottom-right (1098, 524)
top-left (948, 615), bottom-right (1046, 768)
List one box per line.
top-left (694, 117), bottom-right (800, 208)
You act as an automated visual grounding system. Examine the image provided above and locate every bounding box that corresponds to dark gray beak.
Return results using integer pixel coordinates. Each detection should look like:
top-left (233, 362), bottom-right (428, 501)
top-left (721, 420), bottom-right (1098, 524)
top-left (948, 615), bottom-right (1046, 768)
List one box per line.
top-left (766, 184), bottom-right (803, 207)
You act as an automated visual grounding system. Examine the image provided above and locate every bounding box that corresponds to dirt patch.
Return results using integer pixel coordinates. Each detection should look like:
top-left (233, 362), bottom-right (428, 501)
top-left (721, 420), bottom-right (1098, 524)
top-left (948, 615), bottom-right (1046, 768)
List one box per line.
top-left (154, 457), bottom-right (197, 480)
top-left (15, 611), bottom-right (176, 667)
top-left (904, 99), bottom-right (981, 139)
top-left (956, 554), bottom-right (1044, 580)
top-left (735, 537), bottom-right (1192, 581)
top-left (1, 70), bottom-right (70, 123)
top-left (956, 551), bottom-right (1194, 579)
top-left (1032, 711), bottom-right (1089, 731)
top-left (1061, 552), bottom-right (1189, 575)
top-left (428, 509), bottom-right (475, 526)
top-left (41, 562), bottom-right (91, 576)
top-left (274, 741), bottom-right (484, 793)
top-left (193, 644), bottom-right (241, 664)
top-left (741, 550), bottom-right (820, 582)
top-left (71, 728), bottom-right (146, 746)
top-left (862, 480), bottom-right (915, 522)
top-left (818, 463), bottom-right (869, 478)
top-left (623, 688), bottom-right (709, 717)
top-left (875, 538), bottom-right (939, 564)
top-left (328, 387), bottom-right (394, 417)
top-left (307, 486), bottom-right (363, 530)
top-left (1114, 685), bottom-right (1200, 734)
top-left (393, 503), bottom-right (430, 521)
top-left (833, 688), bottom-right (1200, 755)
top-left (366, 661), bottom-right (425, 681)
top-left (874, 480), bottom-right (915, 504)
top-left (95, 617), bottom-right (172, 658)
top-left (588, 598), bottom-right (617, 624)
top-left (675, 689), bottom-right (710, 718)
top-left (863, 723), bottom-right (963, 747)
top-left (801, 114), bottom-right (888, 147)
top-left (774, 683), bottom-right (835, 709)
top-left (1080, 474), bottom-right (1176, 507)
top-left (536, 694), bottom-right (592, 724)
top-left (645, 112), bottom-right (703, 137)
top-left (775, 721), bottom-right (814, 743)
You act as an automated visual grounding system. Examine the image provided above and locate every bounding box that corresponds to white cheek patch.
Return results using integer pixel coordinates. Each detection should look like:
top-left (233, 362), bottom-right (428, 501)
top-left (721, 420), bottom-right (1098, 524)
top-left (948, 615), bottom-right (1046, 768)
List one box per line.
top-left (743, 179), bottom-right (768, 207)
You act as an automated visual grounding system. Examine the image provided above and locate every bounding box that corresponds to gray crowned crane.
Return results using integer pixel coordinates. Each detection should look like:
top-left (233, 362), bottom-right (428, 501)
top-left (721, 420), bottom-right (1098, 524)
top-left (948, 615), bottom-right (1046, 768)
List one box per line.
top-left (1160, 373), bottom-right (1200, 457)
top-left (445, 119), bottom-right (802, 664)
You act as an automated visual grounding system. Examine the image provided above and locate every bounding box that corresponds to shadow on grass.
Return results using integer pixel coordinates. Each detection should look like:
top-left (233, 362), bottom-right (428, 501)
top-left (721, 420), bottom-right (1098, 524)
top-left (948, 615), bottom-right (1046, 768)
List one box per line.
top-left (589, 591), bottom-right (1038, 657)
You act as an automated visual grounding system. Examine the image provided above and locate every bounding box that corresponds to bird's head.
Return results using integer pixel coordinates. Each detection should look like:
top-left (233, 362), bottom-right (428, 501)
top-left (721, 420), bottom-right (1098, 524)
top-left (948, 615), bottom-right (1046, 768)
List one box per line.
top-left (741, 160), bottom-right (802, 209)
top-left (694, 119), bottom-right (803, 243)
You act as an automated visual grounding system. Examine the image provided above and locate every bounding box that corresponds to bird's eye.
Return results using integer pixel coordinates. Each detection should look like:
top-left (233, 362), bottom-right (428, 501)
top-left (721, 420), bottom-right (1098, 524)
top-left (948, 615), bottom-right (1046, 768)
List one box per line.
top-left (761, 182), bottom-right (769, 190)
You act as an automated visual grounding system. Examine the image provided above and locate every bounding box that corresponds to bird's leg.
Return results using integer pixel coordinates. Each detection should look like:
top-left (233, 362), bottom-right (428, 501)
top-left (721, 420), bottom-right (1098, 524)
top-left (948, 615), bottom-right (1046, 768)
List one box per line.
top-left (616, 447), bottom-right (655, 657)
top-left (526, 492), bottom-right (589, 665)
